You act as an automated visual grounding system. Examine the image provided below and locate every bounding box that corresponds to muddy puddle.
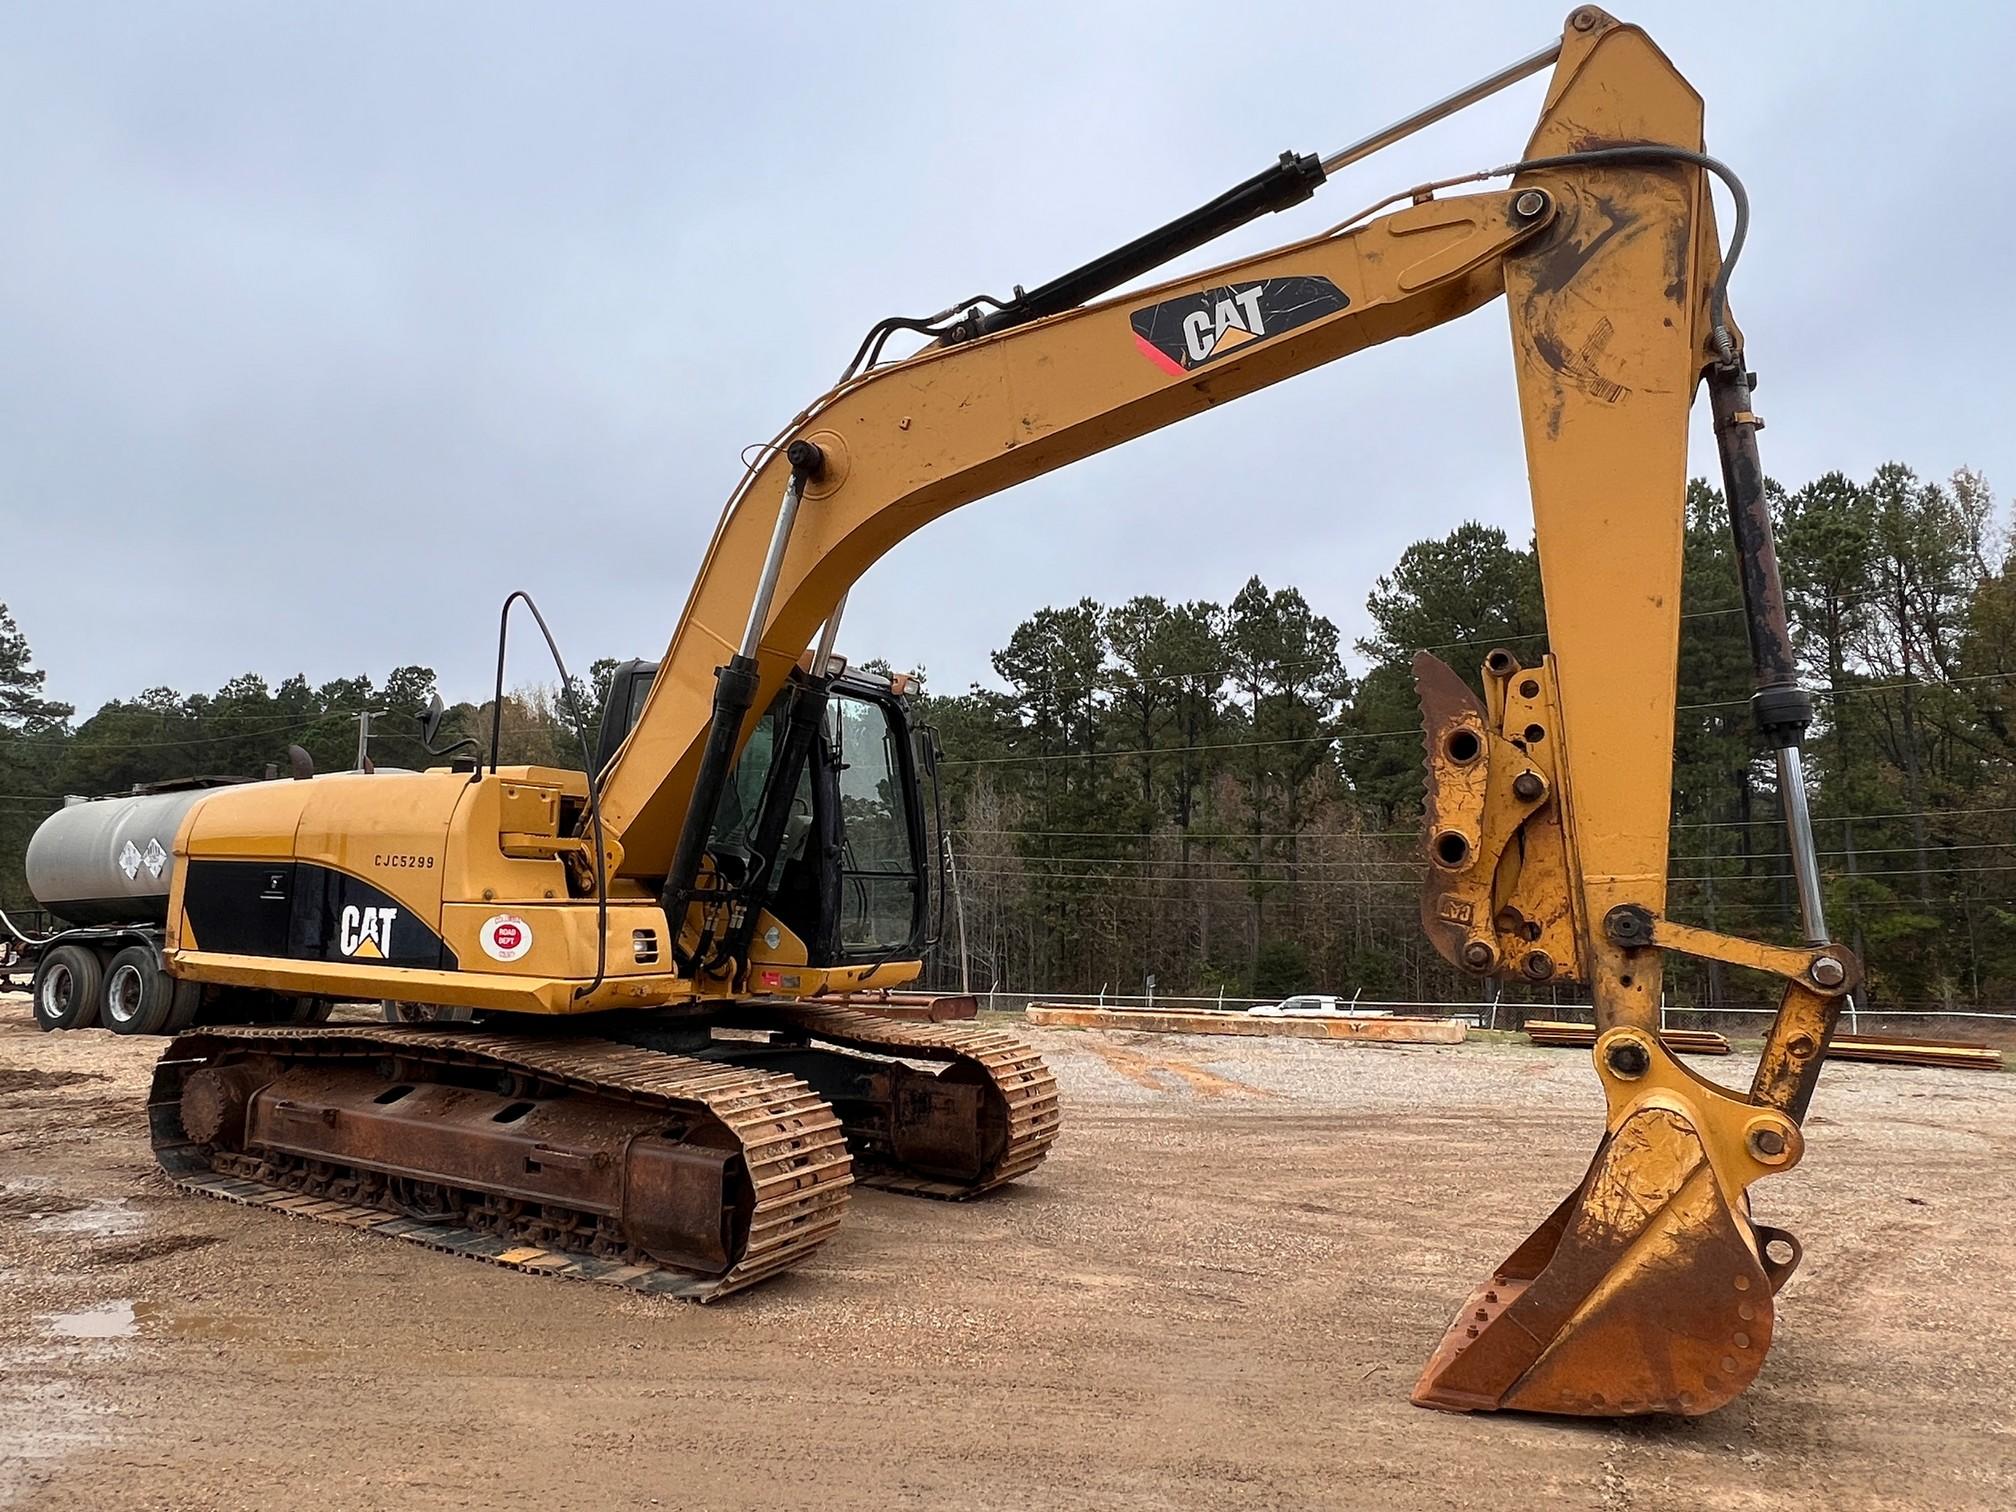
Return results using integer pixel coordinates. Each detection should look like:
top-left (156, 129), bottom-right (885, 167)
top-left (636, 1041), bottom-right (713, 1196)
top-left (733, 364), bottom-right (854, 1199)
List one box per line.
top-left (39, 1298), bottom-right (258, 1347)
top-left (29, 1196), bottom-right (141, 1238)
top-left (43, 1300), bottom-right (138, 1340)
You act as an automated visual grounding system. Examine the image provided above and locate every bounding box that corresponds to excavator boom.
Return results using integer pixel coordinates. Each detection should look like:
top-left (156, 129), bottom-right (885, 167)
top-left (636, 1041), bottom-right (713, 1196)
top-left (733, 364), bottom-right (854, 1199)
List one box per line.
top-left (596, 14), bottom-right (1716, 922)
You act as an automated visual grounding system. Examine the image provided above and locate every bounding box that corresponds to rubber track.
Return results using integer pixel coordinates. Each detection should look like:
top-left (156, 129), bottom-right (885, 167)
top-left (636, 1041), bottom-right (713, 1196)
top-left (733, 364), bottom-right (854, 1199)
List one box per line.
top-left (740, 1003), bottom-right (1061, 1199)
top-left (149, 1025), bottom-right (853, 1300)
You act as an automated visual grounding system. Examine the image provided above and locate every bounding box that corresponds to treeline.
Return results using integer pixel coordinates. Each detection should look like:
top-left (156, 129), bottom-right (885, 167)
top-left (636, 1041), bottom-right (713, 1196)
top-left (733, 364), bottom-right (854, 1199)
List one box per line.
top-left (913, 462), bottom-right (2014, 1010)
top-left (0, 637), bottom-right (613, 905)
top-left (3, 459), bottom-right (2010, 1009)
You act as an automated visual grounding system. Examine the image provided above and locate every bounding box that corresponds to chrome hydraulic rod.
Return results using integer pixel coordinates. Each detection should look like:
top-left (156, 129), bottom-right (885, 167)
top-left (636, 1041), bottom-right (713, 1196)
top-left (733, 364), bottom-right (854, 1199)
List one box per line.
top-left (1320, 39), bottom-right (1561, 176)
top-left (1706, 364), bottom-right (1831, 952)
top-left (1776, 746), bottom-right (1830, 947)
top-left (812, 589), bottom-right (848, 677)
top-left (739, 441), bottom-right (823, 660)
top-left (660, 441), bottom-right (826, 939)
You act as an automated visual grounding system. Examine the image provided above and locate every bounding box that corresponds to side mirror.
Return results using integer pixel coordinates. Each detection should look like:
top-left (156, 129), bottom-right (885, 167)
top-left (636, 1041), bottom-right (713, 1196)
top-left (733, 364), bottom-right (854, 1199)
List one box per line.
top-left (415, 693), bottom-right (484, 766)
top-left (417, 693), bottom-right (447, 748)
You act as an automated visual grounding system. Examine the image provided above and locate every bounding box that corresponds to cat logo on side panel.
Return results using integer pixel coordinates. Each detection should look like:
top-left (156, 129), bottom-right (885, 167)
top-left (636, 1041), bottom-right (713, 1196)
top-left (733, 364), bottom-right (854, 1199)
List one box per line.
top-left (339, 904), bottom-right (399, 959)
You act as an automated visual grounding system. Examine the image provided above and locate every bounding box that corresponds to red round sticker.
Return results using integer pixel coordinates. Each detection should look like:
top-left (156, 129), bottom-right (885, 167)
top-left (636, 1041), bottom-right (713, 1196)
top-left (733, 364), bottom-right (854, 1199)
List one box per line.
top-left (480, 913), bottom-right (533, 962)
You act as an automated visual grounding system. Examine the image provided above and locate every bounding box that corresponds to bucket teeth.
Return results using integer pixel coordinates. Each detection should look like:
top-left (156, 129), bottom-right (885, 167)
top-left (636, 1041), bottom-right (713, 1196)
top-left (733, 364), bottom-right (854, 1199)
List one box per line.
top-left (1413, 1105), bottom-right (1782, 1417)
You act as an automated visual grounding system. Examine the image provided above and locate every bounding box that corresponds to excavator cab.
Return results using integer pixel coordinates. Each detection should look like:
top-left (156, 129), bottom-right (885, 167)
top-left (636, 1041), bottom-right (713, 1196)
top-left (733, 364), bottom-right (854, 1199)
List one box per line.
top-left (595, 659), bottom-right (935, 971)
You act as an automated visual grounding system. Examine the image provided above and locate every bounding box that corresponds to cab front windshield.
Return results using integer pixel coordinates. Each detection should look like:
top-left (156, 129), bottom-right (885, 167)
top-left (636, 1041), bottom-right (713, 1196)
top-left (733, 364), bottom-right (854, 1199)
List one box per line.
top-left (708, 688), bottom-right (921, 958)
top-left (829, 692), bottom-right (920, 955)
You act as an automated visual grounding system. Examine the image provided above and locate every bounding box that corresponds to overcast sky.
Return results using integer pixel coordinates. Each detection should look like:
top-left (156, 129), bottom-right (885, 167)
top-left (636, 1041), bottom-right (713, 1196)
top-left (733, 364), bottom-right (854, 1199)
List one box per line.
top-left (6, 1), bottom-right (2013, 717)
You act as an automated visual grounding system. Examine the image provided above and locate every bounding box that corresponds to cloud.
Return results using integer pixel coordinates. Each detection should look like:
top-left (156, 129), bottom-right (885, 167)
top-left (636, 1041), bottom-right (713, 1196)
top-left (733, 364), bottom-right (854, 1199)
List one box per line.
top-left (4, 1), bottom-right (2011, 714)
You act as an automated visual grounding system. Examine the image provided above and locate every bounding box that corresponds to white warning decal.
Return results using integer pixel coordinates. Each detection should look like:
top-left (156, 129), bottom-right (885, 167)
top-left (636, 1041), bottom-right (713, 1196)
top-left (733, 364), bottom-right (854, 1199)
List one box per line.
top-left (480, 913), bottom-right (533, 962)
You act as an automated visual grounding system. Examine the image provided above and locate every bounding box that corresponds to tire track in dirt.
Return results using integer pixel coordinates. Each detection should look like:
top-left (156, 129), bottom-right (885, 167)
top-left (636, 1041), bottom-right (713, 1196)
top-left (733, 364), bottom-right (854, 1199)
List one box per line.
top-left (1080, 1039), bottom-right (1278, 1098)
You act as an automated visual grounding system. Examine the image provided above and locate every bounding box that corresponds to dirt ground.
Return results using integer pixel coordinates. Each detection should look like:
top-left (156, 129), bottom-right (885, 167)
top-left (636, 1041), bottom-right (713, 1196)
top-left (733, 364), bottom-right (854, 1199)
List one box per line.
top-left (1, 999), bottom-right (2011, 1512)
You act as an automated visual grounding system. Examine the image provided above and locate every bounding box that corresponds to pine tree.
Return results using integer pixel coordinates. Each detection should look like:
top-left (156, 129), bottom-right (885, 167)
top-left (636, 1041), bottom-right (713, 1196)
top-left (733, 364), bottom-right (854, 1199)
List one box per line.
top-left (0, 605), bottom-right (72, 902)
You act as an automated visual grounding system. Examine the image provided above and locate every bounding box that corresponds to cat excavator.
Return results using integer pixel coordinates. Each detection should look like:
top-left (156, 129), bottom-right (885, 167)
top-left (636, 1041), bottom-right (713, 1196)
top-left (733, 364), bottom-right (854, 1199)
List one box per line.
top-left (138, 7), bottom-right (1862, 1418)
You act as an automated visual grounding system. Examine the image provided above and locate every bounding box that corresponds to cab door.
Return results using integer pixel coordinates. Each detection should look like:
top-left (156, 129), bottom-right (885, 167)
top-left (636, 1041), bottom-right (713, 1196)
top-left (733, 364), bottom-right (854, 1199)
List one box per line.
top-left (820, 683), bottom-right (928, 964)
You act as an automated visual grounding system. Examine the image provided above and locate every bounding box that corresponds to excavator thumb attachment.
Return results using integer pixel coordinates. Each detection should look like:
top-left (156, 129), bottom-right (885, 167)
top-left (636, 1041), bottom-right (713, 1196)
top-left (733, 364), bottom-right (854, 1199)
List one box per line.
top-left (1414, 1027), bottom-right (1803, 1416)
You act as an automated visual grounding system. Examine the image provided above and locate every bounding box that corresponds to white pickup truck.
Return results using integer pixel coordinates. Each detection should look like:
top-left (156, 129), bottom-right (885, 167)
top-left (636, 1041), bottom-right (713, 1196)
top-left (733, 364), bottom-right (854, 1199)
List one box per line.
top-left (1246, 994), bottom-right (1391, 1018)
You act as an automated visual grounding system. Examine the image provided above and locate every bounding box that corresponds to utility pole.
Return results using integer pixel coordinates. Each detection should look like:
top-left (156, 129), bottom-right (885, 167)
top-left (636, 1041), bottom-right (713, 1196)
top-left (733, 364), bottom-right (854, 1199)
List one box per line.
top-left (944, 834), bottom-right (971, 993)
top-left (354, 709), bottom-right (382, 772)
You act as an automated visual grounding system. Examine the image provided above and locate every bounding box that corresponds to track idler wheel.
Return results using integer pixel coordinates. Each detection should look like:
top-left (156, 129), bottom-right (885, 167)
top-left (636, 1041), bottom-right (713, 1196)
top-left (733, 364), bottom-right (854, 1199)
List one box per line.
top-left (1413, 1027), bottom-right (1803, 1417)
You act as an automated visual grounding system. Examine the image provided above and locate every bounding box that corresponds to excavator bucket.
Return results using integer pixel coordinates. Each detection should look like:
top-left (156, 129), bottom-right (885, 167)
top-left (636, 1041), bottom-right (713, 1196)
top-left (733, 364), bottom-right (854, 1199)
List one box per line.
top-left (1411, 652), bottom-right (1815, 1416)
top-left (1412, 1079), bottom-right (1798, 1415)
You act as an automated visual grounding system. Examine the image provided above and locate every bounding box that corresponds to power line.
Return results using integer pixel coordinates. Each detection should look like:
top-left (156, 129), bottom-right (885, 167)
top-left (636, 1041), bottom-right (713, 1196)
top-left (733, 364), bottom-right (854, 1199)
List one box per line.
top-left (965, 852), bottom-right (1425, 872)
top-left (1672, 840), bottom-right (2014, 862)
top-left (1683, 669), bottom-right (2016, 713)
top-left (961, 825), bottom-right (1424, 840)
top-left (959, 807), bottom-right (2016, 841)
top-left (1670, 861), bottom-right (2016, 883)
top-left (963, 866), bottom-right (1415, 887)
top-left (962, 828), bottom-right (2014, 861)
top-left (963, 859), bottom-right (2016, 887)
top-left (13, 660), bottom-right (2009, 772)
top-left (942, 672), bottom-right (2016, 766)
top-left (4, 717), bottom-right (346, 752)
top-left (952, 872), bottom-right (2016, 913)
top-left (959, 841), bottom-right (2007, 873)
top-left (1681, 804), bottom-right (2016, 830)
top-left (941, 727), bottom-right (1415, 768)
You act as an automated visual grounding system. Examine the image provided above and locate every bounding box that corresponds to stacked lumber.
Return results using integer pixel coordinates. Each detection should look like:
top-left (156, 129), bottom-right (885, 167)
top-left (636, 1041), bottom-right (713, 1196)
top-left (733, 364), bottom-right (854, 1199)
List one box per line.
top-left (1523, 1020), bottom-right (1732, 1056)
top-left (1025, 1005), bottom-right (1466, 1043)
top-left (1827, 1032), bottom-right (2004, 1071)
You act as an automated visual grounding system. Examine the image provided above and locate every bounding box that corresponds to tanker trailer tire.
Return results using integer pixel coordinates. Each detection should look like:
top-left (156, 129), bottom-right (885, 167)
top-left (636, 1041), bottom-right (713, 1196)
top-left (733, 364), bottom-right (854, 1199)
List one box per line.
top-left (101, 944), bottom-right (181, 1036)
top-left (163, 974), bottom-right (204, 1033)
top-left (282, 997), bottom-right (334, 1025)
top-left (31, 945), bottom-right (103, 1032)
top-left (202, 986), bottom-right (302, 1026)
top-left (383, 999), bottom-right (472, 1025)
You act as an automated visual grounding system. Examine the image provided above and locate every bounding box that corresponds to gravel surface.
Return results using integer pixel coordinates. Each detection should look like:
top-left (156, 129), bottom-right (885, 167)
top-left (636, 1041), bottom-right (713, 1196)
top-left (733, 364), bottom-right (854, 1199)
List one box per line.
top-left (1, 999), bottom-right (2011, 1510)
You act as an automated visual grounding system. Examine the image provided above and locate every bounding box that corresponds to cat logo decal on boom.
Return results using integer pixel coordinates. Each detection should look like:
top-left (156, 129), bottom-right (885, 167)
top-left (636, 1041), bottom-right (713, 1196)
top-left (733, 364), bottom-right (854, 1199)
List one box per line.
top-left (1129, 275), bottom-right (1350, 375)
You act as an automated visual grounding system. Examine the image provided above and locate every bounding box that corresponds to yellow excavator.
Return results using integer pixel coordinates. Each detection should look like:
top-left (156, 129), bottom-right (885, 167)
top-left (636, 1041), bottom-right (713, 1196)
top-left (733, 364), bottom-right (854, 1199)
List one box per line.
top-left (104, 6), bottom-right (1861, 1417)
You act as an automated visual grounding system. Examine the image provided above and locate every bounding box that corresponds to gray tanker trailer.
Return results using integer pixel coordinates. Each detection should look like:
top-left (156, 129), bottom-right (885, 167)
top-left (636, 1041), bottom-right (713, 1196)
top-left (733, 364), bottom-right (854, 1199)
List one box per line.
top-left (25, 782), bottom-right (217, 926)
top-left (3, 779), bottom-right (329, 1035)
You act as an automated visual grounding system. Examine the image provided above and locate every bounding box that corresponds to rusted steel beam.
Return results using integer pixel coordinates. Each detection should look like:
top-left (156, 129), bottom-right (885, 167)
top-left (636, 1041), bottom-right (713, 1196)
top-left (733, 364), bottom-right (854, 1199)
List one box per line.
top-left (1524, 1020), bottom-right (1732, 1056)
top-left (1025, 1005), bottom-right (1466, 1043)
top-left (1826, 1033), bottom-right (2004, 1071)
